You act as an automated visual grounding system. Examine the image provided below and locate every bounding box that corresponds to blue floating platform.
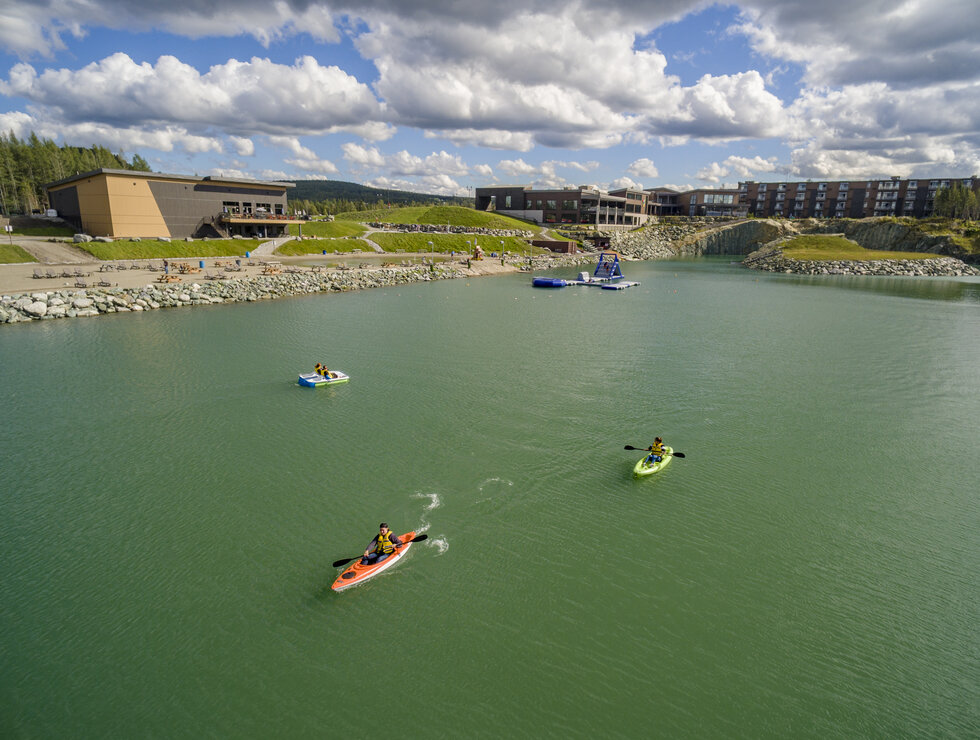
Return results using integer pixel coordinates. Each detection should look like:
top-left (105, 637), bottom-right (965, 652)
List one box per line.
top-left (532, 251), bottom-right (639, 290)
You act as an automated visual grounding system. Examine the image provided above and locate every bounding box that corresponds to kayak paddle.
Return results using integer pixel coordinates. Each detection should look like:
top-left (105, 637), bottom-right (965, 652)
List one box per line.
top-left (624, 445), bottom-right (685, 458)
top-left (331, 534), bottom-right (428, 568)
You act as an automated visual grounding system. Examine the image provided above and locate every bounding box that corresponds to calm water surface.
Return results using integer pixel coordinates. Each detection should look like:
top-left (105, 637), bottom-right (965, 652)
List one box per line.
top-left (2, 259), bottom-right (978, 737)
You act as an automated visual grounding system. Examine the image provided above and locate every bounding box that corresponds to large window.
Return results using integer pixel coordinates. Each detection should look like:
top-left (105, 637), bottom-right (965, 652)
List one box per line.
top-left (703, 194), bottom-right (735, 204)
top-left (562, 199), bottom-right (577, 210)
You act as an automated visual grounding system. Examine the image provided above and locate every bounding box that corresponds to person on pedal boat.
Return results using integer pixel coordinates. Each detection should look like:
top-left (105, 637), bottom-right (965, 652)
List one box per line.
top-left (645, 437), bottom-right (666, 465)
top-left (361, 523), bottom-right (402, 565)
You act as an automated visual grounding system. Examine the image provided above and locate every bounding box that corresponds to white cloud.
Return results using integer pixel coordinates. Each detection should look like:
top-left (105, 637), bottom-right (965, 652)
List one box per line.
top-left (610, 176), bottom-right (644, 190)
top-left (230, 136), bottom-right (254, 156)
top-left (0, 0), bottom-right (341, 58)
top-left (498, 158), bottom-right (539, 177)
top-left (2, 54), bottom-right (386, 137)
top-left (473, 163), bottom-right (494, 178)
top-left (628, 158), bottom-right (659, 178)
top-left (342, 142), bottom-right (386, 168)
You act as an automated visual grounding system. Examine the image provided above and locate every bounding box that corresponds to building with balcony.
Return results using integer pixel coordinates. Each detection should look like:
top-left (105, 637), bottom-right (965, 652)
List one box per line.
top-left (739, 176), bottom-right (978, 219)
top-left (475, 185), bottom-right (652, 227)
top-left (475, 184), bottom-right (744, 225)
top-left (45, 169), bottom-right (303, 239)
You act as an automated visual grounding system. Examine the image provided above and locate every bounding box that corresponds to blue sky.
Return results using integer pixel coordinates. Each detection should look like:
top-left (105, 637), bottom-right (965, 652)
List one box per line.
top-left (1, 0), bottom-right (978, 195)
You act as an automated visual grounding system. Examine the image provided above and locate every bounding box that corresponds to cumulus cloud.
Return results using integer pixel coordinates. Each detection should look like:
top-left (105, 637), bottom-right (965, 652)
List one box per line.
top-left (366, 174), bottom-right (466, 197)
top-left (628, 158), bottom-right (659, 178)
top-left (1, 53), bottom-right (386, 137)
top-left (342, 142), bottom-right (386, 168)
top-left (733, 0), bottom-right (980, 89)
top-left (2, 0), bottom-right (978, 183)
top-left (268, 135), bottom-right (339, 174)
top-left (230, 136), bottom-right (255, 157)
top-left (696, 154), bottom-right (778, 182)
top-left (0, 0), bottom-right (341, 58)
top-left (610, 176), bottom-right (644, 190)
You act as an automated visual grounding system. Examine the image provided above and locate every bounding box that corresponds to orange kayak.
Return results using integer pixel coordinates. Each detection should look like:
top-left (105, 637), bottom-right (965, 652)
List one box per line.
top-left (331, 531), bottom-right (417, 592)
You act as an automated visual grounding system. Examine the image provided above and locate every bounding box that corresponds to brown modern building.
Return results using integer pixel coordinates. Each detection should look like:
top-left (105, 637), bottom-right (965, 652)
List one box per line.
top-left (738, 176), bottom-right (978, 219)
top-left (476, 184), bottom-right (742, 224)
top-left (475, 185), bottom-right (652, 227)
top-left (45, 169), bottom-right (303, 239)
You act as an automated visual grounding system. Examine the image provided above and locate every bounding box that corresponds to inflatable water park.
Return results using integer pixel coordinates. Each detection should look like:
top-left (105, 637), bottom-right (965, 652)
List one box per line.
top-left (532, 250), bottom-right (639, 290)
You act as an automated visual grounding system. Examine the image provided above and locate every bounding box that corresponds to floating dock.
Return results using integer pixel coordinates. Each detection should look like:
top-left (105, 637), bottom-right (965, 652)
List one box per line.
top-left (532, 251), bottom-right (639, 290)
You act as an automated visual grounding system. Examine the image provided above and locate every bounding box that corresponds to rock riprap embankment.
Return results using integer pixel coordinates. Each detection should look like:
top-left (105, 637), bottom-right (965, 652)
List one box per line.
top-left (0, 265), bottom-right (462, 324)
top-left (741, 247), bottom-right (978, 277)
top-left (0, 256), bottom-right (592, 324)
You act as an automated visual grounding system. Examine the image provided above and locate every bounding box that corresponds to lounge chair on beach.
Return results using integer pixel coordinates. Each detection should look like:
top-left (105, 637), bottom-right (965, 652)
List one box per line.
top-left (75, 279), bottom-right (88, 288)
top-left (33, 269), bottom-right (43, 279)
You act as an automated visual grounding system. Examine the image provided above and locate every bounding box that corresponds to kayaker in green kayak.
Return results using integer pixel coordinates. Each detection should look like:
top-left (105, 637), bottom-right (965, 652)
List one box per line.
top-left (361, 523), bottom-right (403, 565)
top-left (644, 437), bottom-right (666, 465)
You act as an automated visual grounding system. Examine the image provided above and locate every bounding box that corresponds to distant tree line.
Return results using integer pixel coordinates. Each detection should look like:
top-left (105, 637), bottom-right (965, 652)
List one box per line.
top-left (933, 183), bottom-right (979, 220)
top-left (0, 131), bottom-right (151, 216)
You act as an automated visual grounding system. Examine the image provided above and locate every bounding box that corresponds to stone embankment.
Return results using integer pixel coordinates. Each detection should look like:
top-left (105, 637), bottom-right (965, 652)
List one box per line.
top-left (741, 247), bottom-right (978, 277)
top-left (613, 219), bottom-right (796, 259)
top-left (0, 255), bottom-right (591, 324)
top-left (613, 217), bottom-right (979, 275)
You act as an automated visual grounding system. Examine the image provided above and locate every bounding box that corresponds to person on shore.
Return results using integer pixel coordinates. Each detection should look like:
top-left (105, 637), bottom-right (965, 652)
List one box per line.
top-left (645, 437), bottom-right (666, 466)
top-left (361, 523), bottom-right (402, 565)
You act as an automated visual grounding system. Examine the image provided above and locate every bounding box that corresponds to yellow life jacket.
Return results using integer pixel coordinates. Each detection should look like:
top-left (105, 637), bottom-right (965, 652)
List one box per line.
top-left (375, 530), bottom-right (395, 554)
top-left (651, 442), bottom-right (664, 454)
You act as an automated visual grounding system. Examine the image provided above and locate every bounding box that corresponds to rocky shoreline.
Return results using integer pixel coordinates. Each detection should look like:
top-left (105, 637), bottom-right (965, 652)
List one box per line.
top-left (741, 248), bottom-right (979, 277)
top-left (0, 255), bottom-right (593, 324)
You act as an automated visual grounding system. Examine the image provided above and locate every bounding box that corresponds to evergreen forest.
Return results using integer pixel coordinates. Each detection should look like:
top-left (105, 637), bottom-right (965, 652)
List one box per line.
top-left (0, 132), bottom-right (150, 216)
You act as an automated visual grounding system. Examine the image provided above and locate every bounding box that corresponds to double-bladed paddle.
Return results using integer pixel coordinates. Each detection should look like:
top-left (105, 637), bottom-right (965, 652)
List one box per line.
top-left (624, 445), bottom-right (686, 458)
top-left (331, 534), bottom-right (428, 568)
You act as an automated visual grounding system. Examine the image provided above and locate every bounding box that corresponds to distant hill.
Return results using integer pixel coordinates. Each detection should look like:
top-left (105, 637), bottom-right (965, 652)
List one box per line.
top-left (284, 179), bottom-right (471, 207)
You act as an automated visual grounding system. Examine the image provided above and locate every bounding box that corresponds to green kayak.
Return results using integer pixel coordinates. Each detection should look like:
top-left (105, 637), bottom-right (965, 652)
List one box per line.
top-left (633, 446), bottom-right (673, 477)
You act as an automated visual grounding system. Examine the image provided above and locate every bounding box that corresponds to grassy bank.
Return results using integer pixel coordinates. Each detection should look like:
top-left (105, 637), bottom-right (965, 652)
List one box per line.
top-left (781, 235), bottom-right (941, 261)
top-left (78, 239), bottom-right (265, 260)
top-left (287, 220), bottom-right (367, 238)
top-left (276, 238), bottom-right (374, 256)
top-left (0, 244), bottom-right (37, 263)
top-left (369, 232), bottom-right (541, 254)
top-left (334, 205), bottom-right (540, 233)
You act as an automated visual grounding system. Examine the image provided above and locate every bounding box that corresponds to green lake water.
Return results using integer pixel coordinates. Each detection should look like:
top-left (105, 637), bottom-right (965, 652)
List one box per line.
top-left (2, 259), bottom-right (978, 737)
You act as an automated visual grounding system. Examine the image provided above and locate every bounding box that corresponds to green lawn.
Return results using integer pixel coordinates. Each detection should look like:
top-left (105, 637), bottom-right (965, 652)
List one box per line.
top-left (334, 205), bottom-right (540, 233)
top-left (0, 243), bottom-right (37, 263)
top-left (78, 239), bottom-right (265, 260)
top-left (369, 232), bottom-right (540, 254)
top-left (277, 238), bottom-right (375, 256)
top-left (287, 220), bottom-right (367, 238)
top-left (781, 234), bottom-right (940, 261)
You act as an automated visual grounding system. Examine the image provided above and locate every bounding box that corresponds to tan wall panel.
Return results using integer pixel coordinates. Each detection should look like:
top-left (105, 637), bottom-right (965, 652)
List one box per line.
top-left (74, 177), bottom-right (114, 237)
top-left (105, 176), bottom-right (170, 238)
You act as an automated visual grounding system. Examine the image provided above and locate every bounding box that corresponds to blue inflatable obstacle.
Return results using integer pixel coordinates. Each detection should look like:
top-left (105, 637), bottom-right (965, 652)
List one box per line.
top-left (531, 250), bottom-right (639, 289)
top-left (532, 277), bottom-right (568, 287)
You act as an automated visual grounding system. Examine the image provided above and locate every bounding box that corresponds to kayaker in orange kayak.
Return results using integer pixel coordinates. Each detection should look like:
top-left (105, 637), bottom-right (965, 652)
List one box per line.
top-left (361, 523), bottom-right (402, 565)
